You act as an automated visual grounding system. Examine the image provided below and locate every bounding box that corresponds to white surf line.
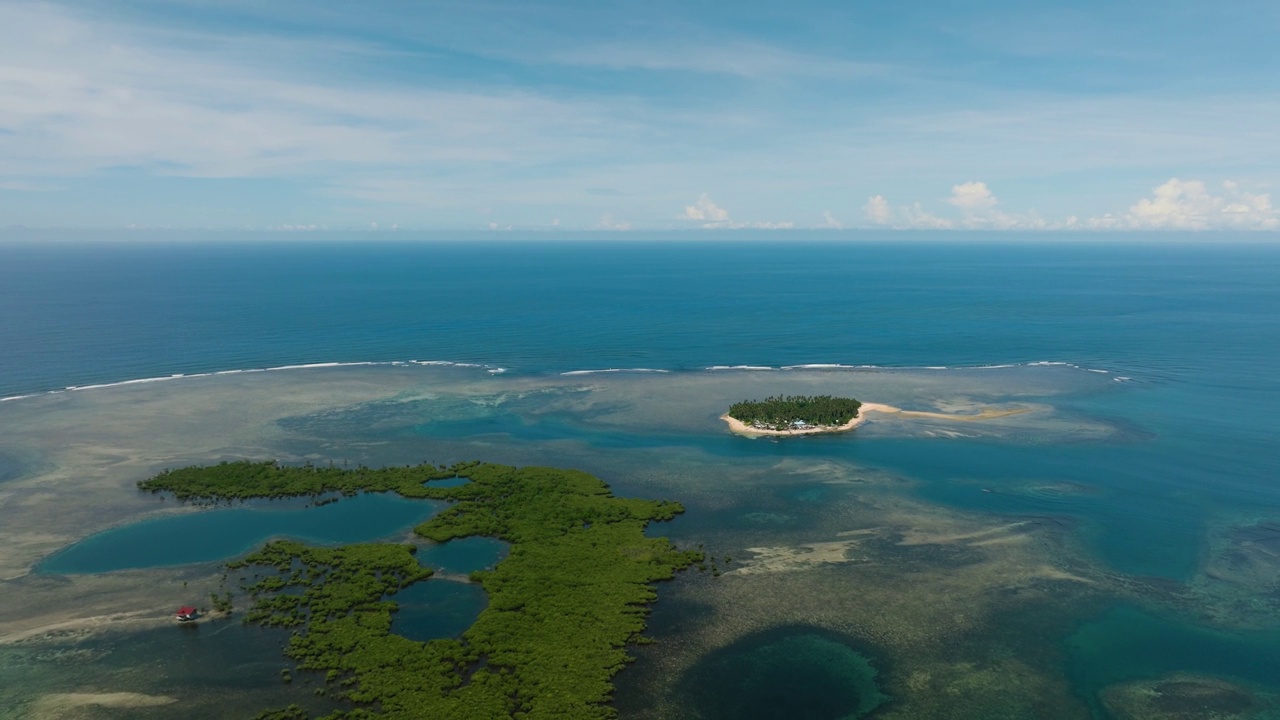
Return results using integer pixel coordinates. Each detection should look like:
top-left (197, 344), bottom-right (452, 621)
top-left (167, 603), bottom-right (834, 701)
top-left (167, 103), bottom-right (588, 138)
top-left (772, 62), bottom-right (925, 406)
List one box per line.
top-left (560, 368), bottom-right (671, 376)
top-left (2, 359), bottom-right (513, 404)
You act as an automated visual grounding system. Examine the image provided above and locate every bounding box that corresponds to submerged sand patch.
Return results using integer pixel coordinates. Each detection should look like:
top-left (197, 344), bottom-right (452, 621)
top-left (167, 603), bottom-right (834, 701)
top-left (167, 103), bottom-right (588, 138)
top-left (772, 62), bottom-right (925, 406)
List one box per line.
top-left (1100, 673), bottom-right (1272, 720)
top-left (620, 479), bottom-right (1114, 720)
top-left (27, 691), bottom-right (178, 719)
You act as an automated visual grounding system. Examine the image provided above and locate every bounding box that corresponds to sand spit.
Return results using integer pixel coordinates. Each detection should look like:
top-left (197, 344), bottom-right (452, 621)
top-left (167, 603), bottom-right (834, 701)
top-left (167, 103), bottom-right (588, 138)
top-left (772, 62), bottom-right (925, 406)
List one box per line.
top-left (28, 692), bottom-right (178, 719)
top-left (0, 609), bottom-right (176, 645)
top-left (0, 566), bottom-right (226, 647)
top-left (721, 402), bottom-right (1031, 437)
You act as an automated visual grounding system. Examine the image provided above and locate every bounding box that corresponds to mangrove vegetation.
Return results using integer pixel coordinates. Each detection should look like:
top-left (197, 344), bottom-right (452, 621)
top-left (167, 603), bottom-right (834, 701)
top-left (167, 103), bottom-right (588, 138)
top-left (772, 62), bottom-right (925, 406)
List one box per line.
top-left (727, 395), bottom-right (862, 430)
top-left (140, 461), bottom-right (703, 719)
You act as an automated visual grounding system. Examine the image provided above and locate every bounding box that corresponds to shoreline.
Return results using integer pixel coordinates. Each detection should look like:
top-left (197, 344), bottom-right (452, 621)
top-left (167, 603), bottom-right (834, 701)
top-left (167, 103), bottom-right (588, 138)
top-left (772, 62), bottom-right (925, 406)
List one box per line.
top-left (720, 402), bottom-right (1029, 437)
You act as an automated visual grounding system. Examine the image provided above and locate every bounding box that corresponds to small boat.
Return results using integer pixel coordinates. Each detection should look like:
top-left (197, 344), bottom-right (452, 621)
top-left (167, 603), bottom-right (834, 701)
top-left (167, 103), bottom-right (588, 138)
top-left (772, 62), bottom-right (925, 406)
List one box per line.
top-left (175, 606), bottom-right (200, 622)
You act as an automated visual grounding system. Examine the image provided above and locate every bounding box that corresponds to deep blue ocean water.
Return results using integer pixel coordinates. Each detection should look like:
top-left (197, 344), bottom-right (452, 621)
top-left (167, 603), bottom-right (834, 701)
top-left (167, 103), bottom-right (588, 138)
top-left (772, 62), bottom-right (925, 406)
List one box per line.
top-left (3, 236), bottom-right (1279, 718)
top-left (4, 238), bottom-right (1277, 397)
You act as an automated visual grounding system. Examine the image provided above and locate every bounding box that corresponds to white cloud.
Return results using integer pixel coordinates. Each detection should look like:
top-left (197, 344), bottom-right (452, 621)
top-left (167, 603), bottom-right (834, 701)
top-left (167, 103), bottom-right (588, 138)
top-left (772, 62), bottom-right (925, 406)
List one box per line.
top-left (594, 213), bottom-right (632, 231)
top-left (681, 194), bottom-right (790, 229)
top-left (864, 195), bottom-right (892, 225)
top-left (864, 195), bottom-right (953, 229)
top-left (683, 194), bottom-right (731, 222)
top-left (0, 180), bottom-right (61, 192)
top-left (548, 41), bottom-right (890, 80)
top-left (0, 2), bottom-right (649, 185)
top-left (947, 181), bottom-right (999, 210)
top-left (902, 202), bottom-right (955, 229)
top-left (1094, 178), bottom-right (1278, 230)
top-left (822, 210), bottom-right (844, 229)
top-left (864, 181), bottom-right (1047, 230)
top-left (867, 178), bottom-right (1279, 232)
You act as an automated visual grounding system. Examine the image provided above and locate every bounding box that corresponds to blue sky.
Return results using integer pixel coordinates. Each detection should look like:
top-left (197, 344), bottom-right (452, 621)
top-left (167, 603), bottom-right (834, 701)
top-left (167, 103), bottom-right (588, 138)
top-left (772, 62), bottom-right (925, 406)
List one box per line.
top-left (0, 0), bottom-right (1277, 231)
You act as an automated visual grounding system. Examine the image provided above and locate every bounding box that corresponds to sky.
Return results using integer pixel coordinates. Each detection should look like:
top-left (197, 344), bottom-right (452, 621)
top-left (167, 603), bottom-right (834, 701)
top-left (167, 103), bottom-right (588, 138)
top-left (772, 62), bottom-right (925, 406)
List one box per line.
top-left (0, 0), bottom-right (1277, 232)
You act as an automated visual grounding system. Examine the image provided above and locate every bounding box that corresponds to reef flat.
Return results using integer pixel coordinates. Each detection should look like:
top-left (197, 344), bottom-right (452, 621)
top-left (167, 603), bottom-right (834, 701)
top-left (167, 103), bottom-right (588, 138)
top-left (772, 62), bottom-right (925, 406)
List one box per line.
top-left (142, 461), bottom-right (703, 720)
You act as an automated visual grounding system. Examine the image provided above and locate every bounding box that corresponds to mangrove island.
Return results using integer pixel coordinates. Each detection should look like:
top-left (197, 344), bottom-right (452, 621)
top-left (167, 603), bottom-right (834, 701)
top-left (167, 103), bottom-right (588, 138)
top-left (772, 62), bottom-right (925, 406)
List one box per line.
top-left (138, 461), bottom-right (703, 720)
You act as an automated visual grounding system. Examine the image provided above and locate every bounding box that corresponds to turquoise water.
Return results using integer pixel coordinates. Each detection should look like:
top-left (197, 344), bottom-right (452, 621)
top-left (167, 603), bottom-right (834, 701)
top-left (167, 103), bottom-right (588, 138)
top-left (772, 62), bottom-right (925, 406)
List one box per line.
top-left (424, 476), bottom-right (472, 488)
top-left (1065, 605), bottom-right (1280, 715)
top-left (390, 580), bottom-right (489, 643)
top-left (3, 238), bottom-right (1280, 718)
top-left (418, 537), bottom-right (508, 576)
top-left (39, 493), bottom-right (442, 574)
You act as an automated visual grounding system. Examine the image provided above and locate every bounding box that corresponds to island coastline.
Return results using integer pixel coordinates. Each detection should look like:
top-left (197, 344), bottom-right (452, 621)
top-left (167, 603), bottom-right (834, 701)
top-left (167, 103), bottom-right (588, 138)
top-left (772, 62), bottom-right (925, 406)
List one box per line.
top-left (721, 402), bottom-right (1029, 437)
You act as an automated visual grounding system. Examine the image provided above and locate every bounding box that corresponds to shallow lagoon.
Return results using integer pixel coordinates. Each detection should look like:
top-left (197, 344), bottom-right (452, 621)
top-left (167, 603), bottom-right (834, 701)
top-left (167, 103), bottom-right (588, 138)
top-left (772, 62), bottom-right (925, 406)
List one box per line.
top-left (0, 362), bottom-right (1278, 719)
top-left (39, 492), bottom-right (443, 574)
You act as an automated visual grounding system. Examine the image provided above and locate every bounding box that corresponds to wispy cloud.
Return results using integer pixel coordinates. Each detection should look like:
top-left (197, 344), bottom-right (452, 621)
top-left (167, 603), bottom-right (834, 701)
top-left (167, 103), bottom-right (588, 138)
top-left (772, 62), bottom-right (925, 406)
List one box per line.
top-left (2, 1), bottom-right (1278, 231)
top-left (548, 41), bottom-right (891, 80)
top-left (0, 180), bottom-right (61, 192)
top-left (594, 213), bottom-right (632, 231)
top-left (0, 2), bottom-right (651, 183)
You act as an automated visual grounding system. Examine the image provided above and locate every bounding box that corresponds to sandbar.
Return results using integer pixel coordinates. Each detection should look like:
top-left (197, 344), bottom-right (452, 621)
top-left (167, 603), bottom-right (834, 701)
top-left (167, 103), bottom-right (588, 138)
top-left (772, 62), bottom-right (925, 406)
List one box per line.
top-left (28, 692), bottom-right (178, 719)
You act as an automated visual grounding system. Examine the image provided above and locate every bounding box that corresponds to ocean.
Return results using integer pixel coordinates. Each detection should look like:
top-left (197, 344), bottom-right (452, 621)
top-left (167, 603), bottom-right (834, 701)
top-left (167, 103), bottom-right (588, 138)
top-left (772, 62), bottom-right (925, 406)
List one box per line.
top-left (1, 236), bottom-right (1278, 719)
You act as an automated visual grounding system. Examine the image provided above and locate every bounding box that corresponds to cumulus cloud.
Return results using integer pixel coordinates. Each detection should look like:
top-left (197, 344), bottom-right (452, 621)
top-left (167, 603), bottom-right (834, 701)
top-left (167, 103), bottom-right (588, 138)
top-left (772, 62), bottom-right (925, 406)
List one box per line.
top-left (863, 196), bottom-right (892, 225)
top-left (594, 213), bottom-right (632, 231)
top-left (1091, 178), bottom-right (1278, 230)
top-left (864, 195), bottom-right (954, 229)
top-left (680, 194), bottom-right (791, 229)
top-left (866, 178), bottom-right (1277, 232)
top-left (683, 194), bottom-right (731, 222)
top-left (947, 181), bottom-right (998, 210)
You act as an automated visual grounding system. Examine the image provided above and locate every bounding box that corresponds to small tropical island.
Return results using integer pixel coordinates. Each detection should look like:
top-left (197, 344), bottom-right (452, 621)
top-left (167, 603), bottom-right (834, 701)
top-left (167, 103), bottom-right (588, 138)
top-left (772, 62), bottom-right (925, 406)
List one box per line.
top-left (138, 460), bottom-right (703, 720)
top-left (722, 395), bottom-right (865, 437)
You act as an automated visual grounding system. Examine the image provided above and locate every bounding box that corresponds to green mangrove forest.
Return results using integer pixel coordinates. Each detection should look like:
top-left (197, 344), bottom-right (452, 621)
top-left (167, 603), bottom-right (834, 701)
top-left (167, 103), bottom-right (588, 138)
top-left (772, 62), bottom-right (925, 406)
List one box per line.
top-left (727, 395), bottom-right (862, 430)
top-left (140, 461), bottom-right (703, 720)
